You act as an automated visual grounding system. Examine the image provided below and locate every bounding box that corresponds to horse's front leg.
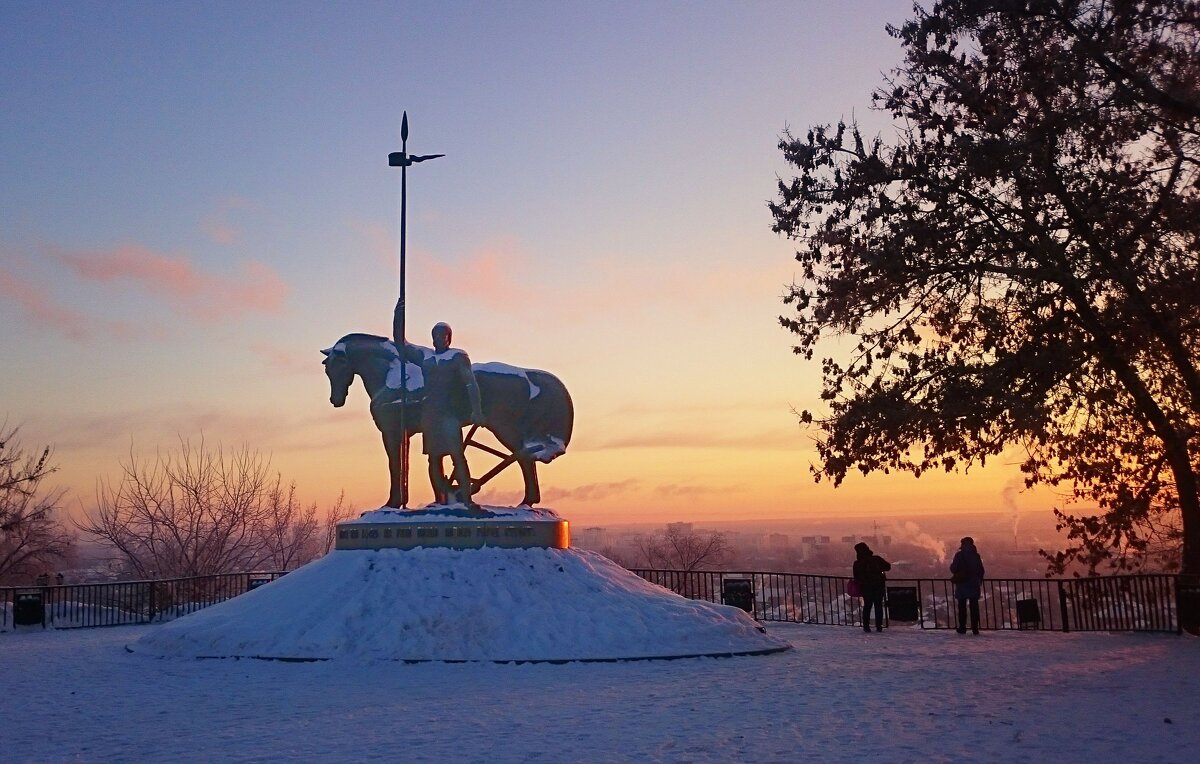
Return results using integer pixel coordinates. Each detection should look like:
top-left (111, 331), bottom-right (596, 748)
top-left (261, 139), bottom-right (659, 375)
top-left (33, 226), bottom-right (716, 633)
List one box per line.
top-left (518, 455), bottom-right (541, 507)
top-left (383, 430), bottom-right (406, 508)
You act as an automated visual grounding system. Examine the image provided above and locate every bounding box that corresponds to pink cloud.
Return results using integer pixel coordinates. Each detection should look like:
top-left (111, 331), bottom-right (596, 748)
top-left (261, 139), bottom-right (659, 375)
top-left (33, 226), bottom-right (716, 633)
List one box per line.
top-left (0, 267), bottom-right (151, 342)
top-left (654, 482), bottom-right (743, 498)
top-left (555, 259), bottom-right (785, 320)
top-left (249, 341), bottom-right (318, 376)
top-left (540, 479), bottom-right (642, 503)
top-left (418, 237), bottom-right (534, 309)
top-left (346, 220), bottom-right (532, 308)
top-left (203, 220), bottom-right (239, 246)
top-left (476, 479), bottom-right (643, 507)
top-left (432, 246), bottom-right (789, 324)
top-left (54, 243), bottom-right (287, 320)
top-left (585, 427), bottom-right (804, 451)
top-left (220, 260), bottom-right (288, 317)
top-left (43, 405), bottom-right (344, 452)
top-left (345, 221), bottom-right (783, 320)
top-left (202, 196), bottom-right (257, 246)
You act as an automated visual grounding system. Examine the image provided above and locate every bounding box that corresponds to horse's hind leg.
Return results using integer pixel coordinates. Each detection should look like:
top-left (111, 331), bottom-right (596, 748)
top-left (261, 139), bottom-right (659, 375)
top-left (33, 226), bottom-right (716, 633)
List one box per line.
top-left (383, 430), bottom-right (406, 507)
top-left (518, 456), bottom-right (541, 506)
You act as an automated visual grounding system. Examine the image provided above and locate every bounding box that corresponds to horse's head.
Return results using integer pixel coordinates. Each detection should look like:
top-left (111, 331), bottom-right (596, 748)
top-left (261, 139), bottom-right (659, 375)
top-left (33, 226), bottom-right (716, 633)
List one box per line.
top-left (321, 344), bottom-right (354, 407)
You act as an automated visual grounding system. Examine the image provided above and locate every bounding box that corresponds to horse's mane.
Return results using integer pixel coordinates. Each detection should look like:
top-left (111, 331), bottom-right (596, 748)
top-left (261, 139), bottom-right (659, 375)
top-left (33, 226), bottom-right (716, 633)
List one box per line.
top-left (323, 333), bottom-right (395, 365)
top-left (335, 332), bottom-right (391, 346)
top-left (332, 333), bottom-right (395, 355)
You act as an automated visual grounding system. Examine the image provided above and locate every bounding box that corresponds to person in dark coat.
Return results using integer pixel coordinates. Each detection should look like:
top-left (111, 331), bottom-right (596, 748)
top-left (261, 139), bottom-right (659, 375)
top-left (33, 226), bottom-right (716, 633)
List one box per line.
top-left (949, 536), bottom-right (985, 634)
top-left (852, 542), bottom-right (891, 632)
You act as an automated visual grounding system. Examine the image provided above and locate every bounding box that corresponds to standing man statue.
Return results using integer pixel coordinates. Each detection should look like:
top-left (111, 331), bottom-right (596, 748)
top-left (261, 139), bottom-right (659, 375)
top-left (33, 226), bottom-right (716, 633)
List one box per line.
top-left (396, 310), bottom-right (485, 508)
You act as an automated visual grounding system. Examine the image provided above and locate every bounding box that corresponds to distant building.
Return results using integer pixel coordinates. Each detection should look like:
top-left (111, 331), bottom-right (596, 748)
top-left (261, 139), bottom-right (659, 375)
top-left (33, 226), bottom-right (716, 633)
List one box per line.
top-left (800, 535), bottom-right (832, 560)
top-left (768, 533), bottom-right (790, 550)
top-left (666, 522), bottom-right (694, 535)
top-left (575, 527), bottom-right (609, 549)
top-left (841, 534), bottom-right (892, 546)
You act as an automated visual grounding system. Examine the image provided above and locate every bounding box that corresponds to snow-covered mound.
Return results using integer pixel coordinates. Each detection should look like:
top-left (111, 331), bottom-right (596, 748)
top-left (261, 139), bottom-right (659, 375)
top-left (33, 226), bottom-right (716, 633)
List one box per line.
top-left (131, 547), bottom-right (788, 662)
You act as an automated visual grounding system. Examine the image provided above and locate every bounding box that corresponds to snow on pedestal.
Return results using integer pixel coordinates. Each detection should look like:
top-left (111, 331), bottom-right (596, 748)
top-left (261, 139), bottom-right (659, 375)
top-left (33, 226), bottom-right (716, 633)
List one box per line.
top-left (131, 543), bottom-right (788, 662)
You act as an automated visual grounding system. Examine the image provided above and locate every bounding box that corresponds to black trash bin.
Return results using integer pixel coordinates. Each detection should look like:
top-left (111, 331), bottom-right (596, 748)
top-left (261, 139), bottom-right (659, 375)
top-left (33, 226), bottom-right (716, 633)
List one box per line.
top-left (1016, 598), bottom-right (1041, 629)
top-left (886, 585), bottom-right (920, 623)
top-left (14, 591), bottom-right (44, 627)
top-left (1179, 575), bottom-right (1200, 635)
top-left (722, 578), bottom-right (755, 614)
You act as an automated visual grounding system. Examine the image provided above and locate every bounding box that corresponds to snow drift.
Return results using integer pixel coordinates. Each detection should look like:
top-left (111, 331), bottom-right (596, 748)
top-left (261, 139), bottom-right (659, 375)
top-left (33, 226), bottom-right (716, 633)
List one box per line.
top-left (130, 546), bottom-right (788, 662)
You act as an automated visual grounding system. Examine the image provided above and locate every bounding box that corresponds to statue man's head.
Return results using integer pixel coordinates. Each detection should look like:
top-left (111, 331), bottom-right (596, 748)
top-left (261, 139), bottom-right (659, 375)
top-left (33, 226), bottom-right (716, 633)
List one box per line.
top-left (432, 322), bottom-right (452, 352)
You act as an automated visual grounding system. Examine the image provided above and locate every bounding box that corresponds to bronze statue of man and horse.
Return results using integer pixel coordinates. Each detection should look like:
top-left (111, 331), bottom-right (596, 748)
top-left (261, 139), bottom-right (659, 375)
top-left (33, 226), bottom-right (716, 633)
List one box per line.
top-left (321, 330), bottom-right (573, 508)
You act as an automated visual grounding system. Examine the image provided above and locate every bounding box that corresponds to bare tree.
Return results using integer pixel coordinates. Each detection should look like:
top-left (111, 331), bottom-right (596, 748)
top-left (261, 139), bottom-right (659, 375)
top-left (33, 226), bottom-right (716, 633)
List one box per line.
top-left (597, 545), bottom-right (636, 569)
top-left (1, 423), bottom-right (53, 494)
top-left (255, 477), bottom-right (320, 571)
top-left (77, 438), bottom-right (268, 578)
top-left (634, 525), bottom-right (730, 572)
top-left (77, 438), bottom-right (354, 577)
top-left (320, 490), bottom-right (351, 556)
top-left (0, 422), bottom-right (74, 583)
top-left (260, 485), bottom-right (350, 568)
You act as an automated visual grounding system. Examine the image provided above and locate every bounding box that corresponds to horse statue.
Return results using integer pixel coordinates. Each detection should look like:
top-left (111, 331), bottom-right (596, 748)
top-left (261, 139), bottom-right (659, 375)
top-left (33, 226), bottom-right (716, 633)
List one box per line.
top-left (321, 333), bottom-right (573, 508)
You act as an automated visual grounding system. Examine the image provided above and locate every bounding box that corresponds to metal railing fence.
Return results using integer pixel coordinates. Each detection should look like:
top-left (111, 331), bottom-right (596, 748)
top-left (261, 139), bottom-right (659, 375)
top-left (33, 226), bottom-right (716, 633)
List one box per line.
top-left (630, 569), bottom-right (1182, 634)
top-left (3, 568), bottom-right (1182, 635)
top-left (1, 572), bottom-right (286, 630)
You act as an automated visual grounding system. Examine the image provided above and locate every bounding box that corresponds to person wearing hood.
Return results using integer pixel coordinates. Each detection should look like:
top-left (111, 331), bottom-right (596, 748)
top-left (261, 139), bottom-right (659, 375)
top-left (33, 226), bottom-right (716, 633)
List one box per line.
top-left (949, 537), bottom-right (986, 634)
top-left (852, 542), bottom-right (892, 633)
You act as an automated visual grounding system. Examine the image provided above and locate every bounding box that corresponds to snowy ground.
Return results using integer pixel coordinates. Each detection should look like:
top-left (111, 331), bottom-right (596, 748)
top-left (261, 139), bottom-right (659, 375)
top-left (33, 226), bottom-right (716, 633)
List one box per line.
top-left (2, 623), bottom-right (1196, 762)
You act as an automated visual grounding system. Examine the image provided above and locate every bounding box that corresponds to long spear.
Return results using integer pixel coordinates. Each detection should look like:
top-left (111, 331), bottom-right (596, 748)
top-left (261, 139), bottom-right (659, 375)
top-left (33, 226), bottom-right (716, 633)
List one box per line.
top-left (389, 112), bottom-right (444, 507)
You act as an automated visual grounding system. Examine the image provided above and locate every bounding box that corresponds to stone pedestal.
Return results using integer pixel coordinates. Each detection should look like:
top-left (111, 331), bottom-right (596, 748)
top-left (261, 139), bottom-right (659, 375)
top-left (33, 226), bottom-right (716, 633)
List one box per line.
top-left (335, 505), bottom-right (569, 551)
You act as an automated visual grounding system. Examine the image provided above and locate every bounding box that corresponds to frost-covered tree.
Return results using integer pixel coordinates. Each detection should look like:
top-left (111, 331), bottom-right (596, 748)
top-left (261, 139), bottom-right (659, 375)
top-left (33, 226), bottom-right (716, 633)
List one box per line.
top-left (77, 438), bottom-right (346, 577)
top-left (635, 525), bottom-right (730, 572)
top-left (0, 422), bottom-right (73, 583)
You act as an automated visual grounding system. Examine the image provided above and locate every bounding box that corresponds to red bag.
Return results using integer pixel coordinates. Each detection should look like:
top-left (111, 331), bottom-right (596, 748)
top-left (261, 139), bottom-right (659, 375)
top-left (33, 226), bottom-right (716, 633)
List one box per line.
top-left (847, 579), bottom-right (862, 597)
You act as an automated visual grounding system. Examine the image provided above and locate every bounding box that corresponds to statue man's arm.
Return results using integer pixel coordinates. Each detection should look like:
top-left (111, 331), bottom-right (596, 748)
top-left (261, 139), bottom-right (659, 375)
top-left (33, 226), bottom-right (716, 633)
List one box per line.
top-left (399, 342), bottom-right (424, 364)
top-left (458, 354), bottom-right (484, 423)
top-left (392, 299), bottom-right (422, 363)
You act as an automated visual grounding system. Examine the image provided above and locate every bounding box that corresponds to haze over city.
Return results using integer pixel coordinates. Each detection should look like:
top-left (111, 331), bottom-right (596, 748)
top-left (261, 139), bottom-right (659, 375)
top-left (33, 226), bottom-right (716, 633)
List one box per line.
top-left (5, 0), bottom-right (1061, 528)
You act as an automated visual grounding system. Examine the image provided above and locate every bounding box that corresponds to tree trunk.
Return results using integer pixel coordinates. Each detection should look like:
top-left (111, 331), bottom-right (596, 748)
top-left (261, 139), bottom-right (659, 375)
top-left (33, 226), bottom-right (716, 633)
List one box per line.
top-left (1169, 442), bottom-right (1200, 576)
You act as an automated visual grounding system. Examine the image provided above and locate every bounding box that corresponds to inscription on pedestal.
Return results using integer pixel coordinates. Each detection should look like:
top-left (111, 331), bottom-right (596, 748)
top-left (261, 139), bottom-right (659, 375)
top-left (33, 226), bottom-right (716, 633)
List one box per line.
top-left (335, 519), bottom-right (569, 551)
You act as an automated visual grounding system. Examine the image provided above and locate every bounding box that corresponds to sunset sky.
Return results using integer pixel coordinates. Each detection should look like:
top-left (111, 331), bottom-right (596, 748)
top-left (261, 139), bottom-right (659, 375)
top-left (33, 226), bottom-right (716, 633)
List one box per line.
top-left (1, 1), bottom-right (1058, 526)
